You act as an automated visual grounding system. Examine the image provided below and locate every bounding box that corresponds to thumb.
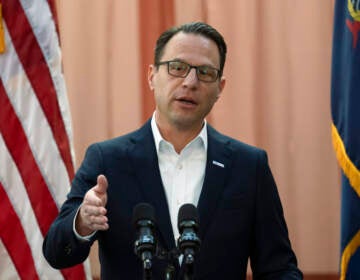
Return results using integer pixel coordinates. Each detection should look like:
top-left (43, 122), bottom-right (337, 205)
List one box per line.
top-left (94, 174), bottom-right (108, 195)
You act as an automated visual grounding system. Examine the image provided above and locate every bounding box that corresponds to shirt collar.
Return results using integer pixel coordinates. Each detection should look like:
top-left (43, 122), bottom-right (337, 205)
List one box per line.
top-left (151, 112), bottom-right (208, 154)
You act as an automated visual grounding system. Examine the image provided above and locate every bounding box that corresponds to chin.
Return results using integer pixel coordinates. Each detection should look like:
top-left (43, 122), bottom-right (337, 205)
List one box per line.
top-left (172, 117), bottom-right (201, 130)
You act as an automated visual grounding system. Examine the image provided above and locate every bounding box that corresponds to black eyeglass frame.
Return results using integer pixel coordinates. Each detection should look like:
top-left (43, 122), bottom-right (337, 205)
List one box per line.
top-left (156, 60), bottom-right (221, 83)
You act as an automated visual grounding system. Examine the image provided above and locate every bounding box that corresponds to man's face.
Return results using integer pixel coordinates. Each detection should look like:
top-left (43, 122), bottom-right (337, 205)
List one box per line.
top-left (148, 32), bottom-right (226, 131)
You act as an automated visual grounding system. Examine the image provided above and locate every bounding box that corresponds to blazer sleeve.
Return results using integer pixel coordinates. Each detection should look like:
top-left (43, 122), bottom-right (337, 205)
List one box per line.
top-left (250, 151), bottom-right (303, 279)
top-left (42, 143), bottom-right (103, 269)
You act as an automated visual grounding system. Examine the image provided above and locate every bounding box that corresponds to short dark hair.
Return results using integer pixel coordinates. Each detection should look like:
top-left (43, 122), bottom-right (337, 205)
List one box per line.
top-left (154, 22), bottom-right (227, 77)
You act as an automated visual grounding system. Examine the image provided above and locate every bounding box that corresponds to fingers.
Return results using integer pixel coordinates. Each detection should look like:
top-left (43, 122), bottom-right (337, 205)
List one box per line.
top-left (76, 174), bottom-right (110, 235)
top-left (80, 204), bottom-right (109, 231)
top-left (77, 202), bottom-right (109, 234)
top-left (83, 204), bottom-right (107, 217)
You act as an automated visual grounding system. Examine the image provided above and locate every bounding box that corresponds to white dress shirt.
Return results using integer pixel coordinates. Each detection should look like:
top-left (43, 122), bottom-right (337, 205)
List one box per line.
top-left (151, 115), bottom-right (207, 242)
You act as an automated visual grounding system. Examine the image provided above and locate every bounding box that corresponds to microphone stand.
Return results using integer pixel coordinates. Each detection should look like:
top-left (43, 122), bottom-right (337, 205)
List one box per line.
top-left (142, 252), bottom-right (152, 280)
top-left (143, 266), bottom-right (152, 280)
top-left (183, 250), bottom-right (195, 280)
top-left (143, 269), bottom-right (152, 280)
top-left (177, 204), bottom-right (201, 280)
top-left (132, 203), bottom-right (156, 280)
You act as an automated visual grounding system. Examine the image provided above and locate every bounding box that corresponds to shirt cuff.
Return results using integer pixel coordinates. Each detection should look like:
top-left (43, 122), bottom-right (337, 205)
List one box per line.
top-left (73, 205), bottom-right (97, 242)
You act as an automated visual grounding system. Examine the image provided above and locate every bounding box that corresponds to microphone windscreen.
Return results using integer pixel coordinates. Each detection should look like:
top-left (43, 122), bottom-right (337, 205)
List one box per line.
top-left (132, 203), bottom-right (155, 227)
top-left (177, 203), bottom-right (199, 229)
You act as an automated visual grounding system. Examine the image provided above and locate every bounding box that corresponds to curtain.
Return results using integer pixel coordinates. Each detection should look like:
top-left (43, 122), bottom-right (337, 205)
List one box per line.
top-left (56, 0), bottom-right (339, 276)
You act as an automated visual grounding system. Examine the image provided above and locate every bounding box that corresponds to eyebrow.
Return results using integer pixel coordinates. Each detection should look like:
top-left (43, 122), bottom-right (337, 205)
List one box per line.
top-left (169, 58), bottom-right (218, 69)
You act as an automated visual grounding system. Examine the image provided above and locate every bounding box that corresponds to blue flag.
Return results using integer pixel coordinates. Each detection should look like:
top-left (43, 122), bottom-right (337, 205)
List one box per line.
top-left (331, 0), bottom-right (360, 279)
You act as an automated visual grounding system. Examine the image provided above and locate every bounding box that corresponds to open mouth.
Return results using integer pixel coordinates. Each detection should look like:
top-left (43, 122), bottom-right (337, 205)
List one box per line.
top-left (176, 97), bottom-right (197, 105)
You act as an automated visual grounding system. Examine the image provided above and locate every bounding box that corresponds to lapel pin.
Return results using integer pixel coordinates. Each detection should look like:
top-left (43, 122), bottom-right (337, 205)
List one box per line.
top-left (212, 160), bottom-right (225, 168)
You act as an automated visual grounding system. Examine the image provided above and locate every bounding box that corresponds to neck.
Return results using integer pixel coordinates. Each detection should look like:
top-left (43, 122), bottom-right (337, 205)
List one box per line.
top-left (155, 117), bottom-right (204, 154)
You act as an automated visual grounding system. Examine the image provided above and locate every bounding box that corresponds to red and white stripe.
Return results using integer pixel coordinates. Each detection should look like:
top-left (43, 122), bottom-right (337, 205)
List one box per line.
top-left (0, 0), bottom-right (91, 279)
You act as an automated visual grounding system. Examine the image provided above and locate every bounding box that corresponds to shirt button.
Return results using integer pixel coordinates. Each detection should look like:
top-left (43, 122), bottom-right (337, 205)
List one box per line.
top-left (178, 164), bottom-right (183, 170)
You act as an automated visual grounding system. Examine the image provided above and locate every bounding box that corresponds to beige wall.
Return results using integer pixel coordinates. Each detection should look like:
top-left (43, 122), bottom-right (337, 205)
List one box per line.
top-left (57, 0), bottom-right (340, 276)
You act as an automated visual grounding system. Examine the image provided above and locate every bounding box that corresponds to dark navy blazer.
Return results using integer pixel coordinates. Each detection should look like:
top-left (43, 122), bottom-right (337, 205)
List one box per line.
top-left (43, 120), bottom-right (302, 279)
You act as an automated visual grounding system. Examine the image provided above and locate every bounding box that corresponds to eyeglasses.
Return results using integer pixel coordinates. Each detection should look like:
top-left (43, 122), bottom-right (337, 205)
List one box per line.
top-left (156, 60), bottom-right (220, 83)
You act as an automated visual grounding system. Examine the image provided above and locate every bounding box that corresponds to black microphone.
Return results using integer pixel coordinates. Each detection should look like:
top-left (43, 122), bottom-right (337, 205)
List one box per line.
top-left (177, 204), bottom-right (201, 266)
top-left (132, 203), bottom-right (157, 276)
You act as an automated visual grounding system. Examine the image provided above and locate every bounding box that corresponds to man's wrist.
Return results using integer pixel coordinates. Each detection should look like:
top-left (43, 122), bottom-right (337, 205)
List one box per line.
top-left (73, 205), bottom-right (97, 241)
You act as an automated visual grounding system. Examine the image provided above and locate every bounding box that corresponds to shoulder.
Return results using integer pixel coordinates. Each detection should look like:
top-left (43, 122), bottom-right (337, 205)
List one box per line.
top-left (207, 124), bottom-right (267, 161)
top-left (87, 120), bottom-right (152, 153)
top-left (90, 121), bottom-right (152, 148)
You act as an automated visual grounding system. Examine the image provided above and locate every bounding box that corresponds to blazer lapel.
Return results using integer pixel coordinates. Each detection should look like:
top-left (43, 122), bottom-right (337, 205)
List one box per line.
top-left (127, 121), bottom-right (176, 252)
top-left (197, 125), bottom-right (233, 240)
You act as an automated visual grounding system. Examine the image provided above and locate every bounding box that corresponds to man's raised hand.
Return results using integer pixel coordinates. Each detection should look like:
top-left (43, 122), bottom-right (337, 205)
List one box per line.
top-left (76, 175), bottom-right (109, 236)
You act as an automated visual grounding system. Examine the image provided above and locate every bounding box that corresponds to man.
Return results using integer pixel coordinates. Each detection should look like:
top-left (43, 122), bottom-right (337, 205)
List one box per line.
top-left (43, 22), bottom-right (302, 279)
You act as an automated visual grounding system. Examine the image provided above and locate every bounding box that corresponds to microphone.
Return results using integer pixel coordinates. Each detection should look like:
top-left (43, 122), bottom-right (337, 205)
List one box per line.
top-left (132, 203), bottom-right (157, 275)
top-left (177, 204), bottom-right (201, 266)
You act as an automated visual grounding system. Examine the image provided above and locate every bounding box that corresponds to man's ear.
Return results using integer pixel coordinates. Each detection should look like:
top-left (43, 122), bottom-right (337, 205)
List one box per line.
top-left (216, 76), bottom-right (226, 100)
top-left (148, 64), bottom-right (156, 90)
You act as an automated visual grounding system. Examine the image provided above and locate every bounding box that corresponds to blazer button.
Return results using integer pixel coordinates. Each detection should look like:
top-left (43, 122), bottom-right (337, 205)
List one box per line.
top-left (64, 244), bottom-right (72, 255)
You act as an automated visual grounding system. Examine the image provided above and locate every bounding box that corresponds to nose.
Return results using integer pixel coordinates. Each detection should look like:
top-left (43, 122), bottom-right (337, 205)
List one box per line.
top-left (182, 68), bottom-right (199, 88)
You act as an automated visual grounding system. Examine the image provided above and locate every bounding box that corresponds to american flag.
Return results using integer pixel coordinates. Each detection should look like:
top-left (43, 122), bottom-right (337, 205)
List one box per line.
top-left (0, 0), bottom-right (91, 279)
